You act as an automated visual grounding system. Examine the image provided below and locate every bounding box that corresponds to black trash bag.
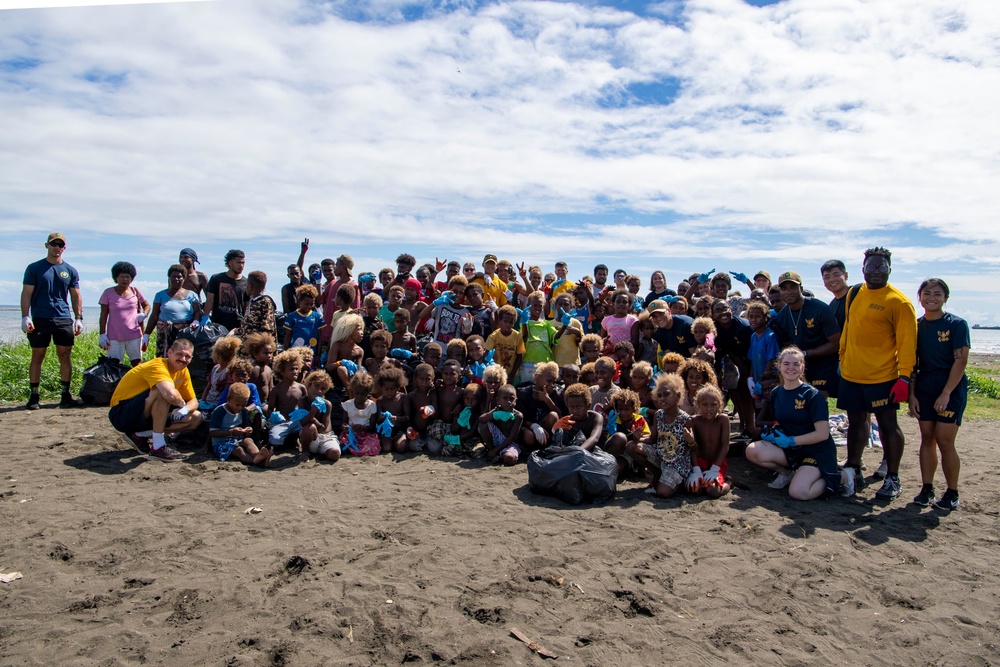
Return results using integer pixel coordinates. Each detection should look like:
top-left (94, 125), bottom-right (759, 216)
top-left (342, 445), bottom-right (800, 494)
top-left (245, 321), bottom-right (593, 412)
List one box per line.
top-left (527, 446), bottom-right (618, 505)
top-left (177, 322), bottom-right (229, 396)
top-left (80, 355), bottom-right (133, 405)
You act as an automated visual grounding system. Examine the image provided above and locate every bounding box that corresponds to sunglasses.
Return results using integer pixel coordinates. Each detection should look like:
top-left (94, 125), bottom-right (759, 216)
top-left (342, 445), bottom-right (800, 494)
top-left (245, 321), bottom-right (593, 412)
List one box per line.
top-left (463, 267), bottom-right (475, 273)
top-left (48, 241), bottom-right (65, 248)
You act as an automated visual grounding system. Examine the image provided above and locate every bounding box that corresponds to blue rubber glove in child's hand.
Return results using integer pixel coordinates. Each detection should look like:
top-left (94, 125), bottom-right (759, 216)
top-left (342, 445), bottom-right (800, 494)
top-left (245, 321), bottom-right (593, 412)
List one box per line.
top-left (558, 308), bottom-right (575, 327)
top-left (518, 307), bottom-right (531, 325)
top-left (288, 407), bottom-right (309, 423)
top-left (311, 396), bottom-right (327, 413)
top-left (550, 278), bottom-right (567, 292)
top-left (320, 352), bottom-right (328, 367)
top-left (444, 434), bottom-right (461, 447)
top-left (341, 360), bottom-right (358, 376)
top-left (729, 271), bottom-right (749, 284)
top-left (345, 426), bottom-right (358, 452)
top-left (457, 406), bottom-right (473, 429)
top-left (605, 409), bottom-right (618, 437)
top-left (650, 365), bottom-right (664, 389)
top-left (376, 411), bottom-right (394, 437)
top-left (768, 309), bottom-right (778, 319)
top-left (697, 268), bottom-right (716, 284)
top-left (269, 411), bottom-right (285, 424)
top-left (660, 295), bottom-right (680, 304)
top-left (469, 361), bottom-right (486, 379)
top-left (199, 315), bottom-right (212, 327)
top-left (483, 350), bottom-right (495, 366)
top-left (390, 348), bottom-right (414, 360)
top-left (433, 292), bottom-right (454, 307)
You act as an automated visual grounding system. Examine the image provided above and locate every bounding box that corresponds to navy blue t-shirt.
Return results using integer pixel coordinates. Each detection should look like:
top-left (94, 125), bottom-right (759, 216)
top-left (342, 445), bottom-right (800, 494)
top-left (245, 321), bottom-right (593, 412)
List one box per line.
top-left (652, 314), bottom-right (695, 357)
top-left (771, 297), bottom-right (840, 352)
top-left (829, 295), bottom-right (846, 329)
top-left (23, 258), bottom-right (79, 318)
top-left (714, 316), bottom-right (752, 360)
top-left (916, 312), bottom-right (970, 374)
top-left (772, 382), bottom-right (833, 447)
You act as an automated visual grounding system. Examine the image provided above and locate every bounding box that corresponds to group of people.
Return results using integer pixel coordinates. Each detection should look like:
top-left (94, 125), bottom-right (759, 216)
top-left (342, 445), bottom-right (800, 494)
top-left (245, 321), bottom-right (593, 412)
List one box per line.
top-left (19, 233), bottom-right (969, 509)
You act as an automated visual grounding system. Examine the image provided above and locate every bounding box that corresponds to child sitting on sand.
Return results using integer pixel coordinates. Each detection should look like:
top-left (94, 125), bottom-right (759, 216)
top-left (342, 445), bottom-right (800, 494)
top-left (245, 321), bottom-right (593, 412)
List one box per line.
top-left (679, 358), bottom-right (717, 415)
top-left (201, 335), bottom-right (241, 408)
top-left (298, 370), bottom-right (339, 463)
top-left (209, 382), bottom-right (272, 466)
top-left (339, 372), bottom-right (380, 457)
top-left (481, 364), bottom-right (507, 414)
top-left (478, 384), bottom-right (524, 466)
top-left (444, 383), bottom-right (486, 458)
top-left (686, 384), bottom-right (732, 498)
top-left (325, 314), bottom-right (365, 394)
top-left (551, 382), bottom-right (605, 450)
top-left (629, 373), bottom-right (693, 498)
top-left (266, 350), bottom-right (307, 447)
top-left (375, 366), bottom-right (409, 454)
top-left (243, 332), bottom-right (275, 407)
top-left (406, 363), bottom-right (440, 454)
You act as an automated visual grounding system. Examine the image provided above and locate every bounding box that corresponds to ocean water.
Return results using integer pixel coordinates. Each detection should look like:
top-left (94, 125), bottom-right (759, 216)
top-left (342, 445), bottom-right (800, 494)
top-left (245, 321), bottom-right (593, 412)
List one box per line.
top-left (3, 306), bottom-right (1000, 355)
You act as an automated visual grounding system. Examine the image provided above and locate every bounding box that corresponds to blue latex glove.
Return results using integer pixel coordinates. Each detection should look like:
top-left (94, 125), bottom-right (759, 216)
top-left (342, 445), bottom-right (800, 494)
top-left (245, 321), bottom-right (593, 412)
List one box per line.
top-left (768, 309), bottom-right (778, 319)
top-left (493, 410), bottom-right (515, 422)
top-left (444, 434), bottom-right (461, 447)
top-left (288, 407), bottom-right (309, 423)
top-left (697, 268), bottom-right (716, 284)
top-left (469, 361), bottom-right (486, 379)
top-left (632, 296), bottom-right (644, 312)
top-left (269, 411), bottom-right (285, 424)
top-left (341, 360), bottom-right (358, 376)
top-left (550, 278), bottom-right (567, 292)
top-left (391, 348), bottom-right (414, 360)
top-left (484, 350), bottom-right (495, 366)
top-left (433, 292), bottom-right (454, 307)
top-left (457, 406), bottom-right (473, 429)
top-left (517, 307), bottom-right (530, 325)
top-left (605, 409), bottom-right (618, 437)
top-left (343, 426), bottom-right (358, 452)
top-left (763, 427), bottom-right (796, 449)
top-left (311, 268), bottom-right (322, 283)
top-left (320, 352), bottom-right (328, 367)
top-left (660, 295), bottom-right (680, 304)
top-left (376, 411), bottom-right (394, 437)
top-left (199, 315), bottom-right (212, 327)
top-left (649, 365), bottom-right (664, 389)
top-left (729, 271), bottom-right (749, 284)
top-left (311, 396), bottom-right (327, 413)
top-left (198, 399), bottom-right (214, 411)
top-left (753, 381), bottom-right (763, 398)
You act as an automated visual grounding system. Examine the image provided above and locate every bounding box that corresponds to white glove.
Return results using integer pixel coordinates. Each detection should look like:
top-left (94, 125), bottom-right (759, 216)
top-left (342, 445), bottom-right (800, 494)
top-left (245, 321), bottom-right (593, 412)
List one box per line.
top-left (73, 319), bottom-right (84, 335)
top-left (747, 377), bottom-right (756, 394)
top-left (702, 465), bottom-right (721, 485)
top-left (21, 316), bottom-right (33, 333)
top-left (687, 467), bottom-right (703, 492)
top-left (531, 423), bottom-right (548, 446)
top-left (99, 333), bottom-right (110, 349)
top-left (136, 312), bottom-right (146, 325)
top-left (486, 298), bottom-right (499, 312)
top-left (141, 334), bottom-right (150, 351)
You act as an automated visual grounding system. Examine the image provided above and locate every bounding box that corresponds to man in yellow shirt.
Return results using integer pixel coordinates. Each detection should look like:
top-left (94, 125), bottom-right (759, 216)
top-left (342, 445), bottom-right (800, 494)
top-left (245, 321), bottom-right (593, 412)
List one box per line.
top-left (109, 338), bottom-right (204, 461)
top-left (472, 254), bottom-right (508, 307)
top-left (837, 247), bottom-right (917, 500)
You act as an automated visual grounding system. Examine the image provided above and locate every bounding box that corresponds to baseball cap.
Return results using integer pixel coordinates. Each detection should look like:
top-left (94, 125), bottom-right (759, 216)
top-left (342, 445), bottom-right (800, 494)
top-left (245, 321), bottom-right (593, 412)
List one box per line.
top-left (753, 270), bottom-right (771, 281)
top-left (179, 247), bottom-right (200, 264)
top-left (483, 254), bottom-right (498, 264)
top-left (646, 300), bottom-right (667, 314)
top-left (47, 232), bottom-right (66, 244)
top-left (777, 271), bottom-right (802, 286)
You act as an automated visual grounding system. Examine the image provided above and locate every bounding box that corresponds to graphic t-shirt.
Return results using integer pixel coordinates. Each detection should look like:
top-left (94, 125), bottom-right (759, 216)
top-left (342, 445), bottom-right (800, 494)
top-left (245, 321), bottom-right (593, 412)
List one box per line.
top-left (207, 272), bottom-right (248, 331)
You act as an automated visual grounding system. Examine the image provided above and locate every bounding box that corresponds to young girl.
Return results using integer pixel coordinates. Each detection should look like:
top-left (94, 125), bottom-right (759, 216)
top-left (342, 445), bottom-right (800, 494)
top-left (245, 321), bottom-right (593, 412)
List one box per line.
top-left (745, 300), bottom-right (780, 406)
top-left (298, 370), bottom-right (339, 463)
top-left (447, 383), bottom-right (486, 458)
top-left (691, 316), bottom-right (716, 351)
top-left (98, 261), bottom-right (151, 367)
top-left (481, 364), bottom-right (508, 415)
top-left (686, 385), bottom-right (732, 498)
top-left (375, 366), bottom-right (409, 453)
top-left (243, 332), bottom-right (275, 406)
top-left (209, 383), bottom-right (272, 467)
top-left (340, 372), bottom-right (381, 457)
top-left (325, 313), bottom-right (365, 393)
top-left (580, 333), bottom-right (603, 365)
top-left (266, 350), bottom-right (307, 449)
top-left (629, 361), bottom-right (655, 411)
top-left (601, 290), bottom-right (638, 346)
top-left (604, 388), bottom-right (650, 476)
top-left (745, 347), bottom-right (854, 500)
top-left (678, 358), bottom-right (717, 415)
top-left (628, 373), bottom-right (693, 498)
top-left (635, 312), bottom-right (659, 365)
top-left (909, 278), bottom-right (969, 511)
top-left (201, 336), bottom-right (242, 408)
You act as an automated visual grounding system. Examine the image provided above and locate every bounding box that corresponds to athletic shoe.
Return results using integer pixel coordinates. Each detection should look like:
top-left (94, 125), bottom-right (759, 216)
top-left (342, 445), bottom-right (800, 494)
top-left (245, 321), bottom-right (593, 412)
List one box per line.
top-left (913, 486), bottom-right (934, 507)
top-left (149, 445), bottom-right (186, 462)
top-left (59, 393), bottom-right (81, 408)
top-left (768, 469), bottom-right (795, 490)
top-left (873, 459), bottom-right (888, 479)
top-left (852, 466), bottom-right (866, 491)
top-left (121, 431), bottom-right (150, 454)
top-left (933, 491), bottom-right (960, 511)
top-left (839, 468), bottom-right (856, 497)
top-left (875, 475), bottom-right (901, 500)
top-left (25, 394), bottom-right (40, 411)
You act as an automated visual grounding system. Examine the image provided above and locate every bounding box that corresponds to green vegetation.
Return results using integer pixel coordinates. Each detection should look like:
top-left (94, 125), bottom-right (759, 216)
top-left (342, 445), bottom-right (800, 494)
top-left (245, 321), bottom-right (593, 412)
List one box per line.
top-left (968, 370), bottom-right (1000, 400)
top-left (0, 331), bottom-right (156, 403)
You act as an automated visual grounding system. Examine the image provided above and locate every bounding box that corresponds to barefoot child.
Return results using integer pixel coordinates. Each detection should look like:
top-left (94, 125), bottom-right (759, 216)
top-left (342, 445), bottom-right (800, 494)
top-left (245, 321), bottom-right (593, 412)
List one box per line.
top-left (485, 305), bottom-right (525, 382)
top-left (209, 383), bottom-right (272, 466)
top-left (481, 364), bottom-right (507, 414)
top-left (283, 284), bottom-right (325, 360)
top-left (406, 363), bottom-right (440, 454)
top-left (686, 384), bottom-right (732, 498)
top-left (375, 366), bottom-right (409, 453)
top-left (266, 350), bottom-right (307, 448)
top-left (432, 360), bottom-right (465, 454)
top-left (243, 332), bottom-right (275, 407)
top-left (325, 313), bottom-right (365, 393)
top-left (604, 388), bottom-right (650, 475)
top-left (201, 336), bottom-right (242, 408)
top-left (551, 382), bottom-right (605, 450)
top-left (298, 370), bottom-right (339, 463)
top-left (628, 374), bottom-right (693, 498)
top-left (339, 371), bottom-right (380, 456)
top-left (478, 384), bottom-right (524, 465)
top-left (445, 382), bottom-right (487, 458)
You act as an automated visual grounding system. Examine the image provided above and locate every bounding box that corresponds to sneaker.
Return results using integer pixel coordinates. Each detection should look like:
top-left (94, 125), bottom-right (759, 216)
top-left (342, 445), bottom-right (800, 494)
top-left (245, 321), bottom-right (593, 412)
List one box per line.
top-left (873, 459), bottom-right (888, 479)
top-left (875, 475), bottom-right (901, 500)
top-left (768, 469), bottom-right (795, 490)
top-left (852, 466), bottom-right (867, 491)
top-left (59, 393), bottom-right (81, 408)
top-left (121, 431), bottom-right (150, 454)
top-left (839, 468), bottom-right (856, 497)
top-left (933, 491), bottom-right (960, 511)
top-left (25, 394), bottom-right (40, 411)
top-left (148, 445), bottom-right (186, 462)
top-left (913, 486), bottom-right (934, 507)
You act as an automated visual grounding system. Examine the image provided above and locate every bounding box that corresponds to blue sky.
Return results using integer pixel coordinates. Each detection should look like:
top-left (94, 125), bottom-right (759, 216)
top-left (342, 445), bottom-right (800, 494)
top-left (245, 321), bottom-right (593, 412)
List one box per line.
top-left (3, 0), bottom-right (1000, 324)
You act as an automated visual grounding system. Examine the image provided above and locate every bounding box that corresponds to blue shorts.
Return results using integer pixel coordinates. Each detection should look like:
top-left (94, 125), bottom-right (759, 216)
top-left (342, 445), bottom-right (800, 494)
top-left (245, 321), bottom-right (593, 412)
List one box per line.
top-left (915, 373), bottom-right (967, 426)
top-left (837, 378), bottom-right (897, 414)
top-left (784, 442), bottom-right (841, 495)
top-left (109, 390), bottom-right (152, 433)
top-left (805, 357), bottom-right (839, 398)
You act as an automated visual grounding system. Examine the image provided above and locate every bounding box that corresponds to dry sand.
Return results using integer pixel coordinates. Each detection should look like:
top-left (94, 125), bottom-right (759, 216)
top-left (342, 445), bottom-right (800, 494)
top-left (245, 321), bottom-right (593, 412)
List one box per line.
top-left (1, 403), bottom-right (999, 667)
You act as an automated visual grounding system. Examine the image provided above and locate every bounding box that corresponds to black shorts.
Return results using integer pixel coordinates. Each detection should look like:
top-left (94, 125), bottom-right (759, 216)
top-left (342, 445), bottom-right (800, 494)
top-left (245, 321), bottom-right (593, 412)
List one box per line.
top-left (109, 390), bottom-right (152, 433)
top-left (837, 378), bottom-right (897, 414)
top-left (915, 372), bottom-right (968, 426)
top-left (805, 357), bottom-right (839, 398)
top-left (784, 442), bottom-right (841, 495)
top-left (27, 317), bottom-right (74, 348)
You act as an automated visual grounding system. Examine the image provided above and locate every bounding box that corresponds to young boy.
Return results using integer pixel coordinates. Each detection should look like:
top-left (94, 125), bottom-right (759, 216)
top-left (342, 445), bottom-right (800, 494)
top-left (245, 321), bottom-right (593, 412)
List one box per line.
top-left (520, 291), bottom-right (557, 384)
top-left (284, 284), bottom-right (325, 360)
top-left (687, 384), bottom-right (731, 498)
top-left (478, 384), bottom-right (524, 465)
top-left (391, 309), bottom-right (417, 353)
top-left (464, 282), bottom-right (495, 340)
top-left (209, 382), bottom-right (272, 466)
top-left (244, 332), bottom-right (275, 407)
top-left (406, 363), bottom-right (440, 454)
top-left (242, 270), bottom-right (277, 339)
top-left (375, 366), bottom-right (409, 453)
top-left (379, 285), bottom-right (405, 332)
top-left (430, 359), bottom-right (465, 454)
top-left (298, 370), bottom-right (339, 463)
top-left (361, 292), bottom-right (385, 358)
top-left (552, 293), bottom-right (584, 367)
top-left (266, 349), bottom-right (308, 450)
top-left (446, 383), bottom-right (486, 458)
top-left (485, 304), bottom-right (525, 382)
top-left (365, 329), bottom-right (393, 375)
top-left (590, 356), bottom-right (620, 412)
top-left (552, 382), bottom-right (605, 450)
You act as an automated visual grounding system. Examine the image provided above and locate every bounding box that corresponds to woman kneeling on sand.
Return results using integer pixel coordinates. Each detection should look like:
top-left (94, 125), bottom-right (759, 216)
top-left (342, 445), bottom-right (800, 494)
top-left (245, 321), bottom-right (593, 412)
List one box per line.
top-left (745, 347), bottom-right (854, 500)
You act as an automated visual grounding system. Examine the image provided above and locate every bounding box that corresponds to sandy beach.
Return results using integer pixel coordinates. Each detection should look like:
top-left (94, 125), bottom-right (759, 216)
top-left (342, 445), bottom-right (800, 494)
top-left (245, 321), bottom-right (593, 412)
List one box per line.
top-left (1, 401), bottom-right (998, 667)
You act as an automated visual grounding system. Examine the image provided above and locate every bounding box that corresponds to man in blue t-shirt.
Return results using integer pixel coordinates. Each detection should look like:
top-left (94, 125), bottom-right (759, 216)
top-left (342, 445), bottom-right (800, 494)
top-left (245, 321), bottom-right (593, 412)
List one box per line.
top-left (20, 232), bottom-right (83, 410)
